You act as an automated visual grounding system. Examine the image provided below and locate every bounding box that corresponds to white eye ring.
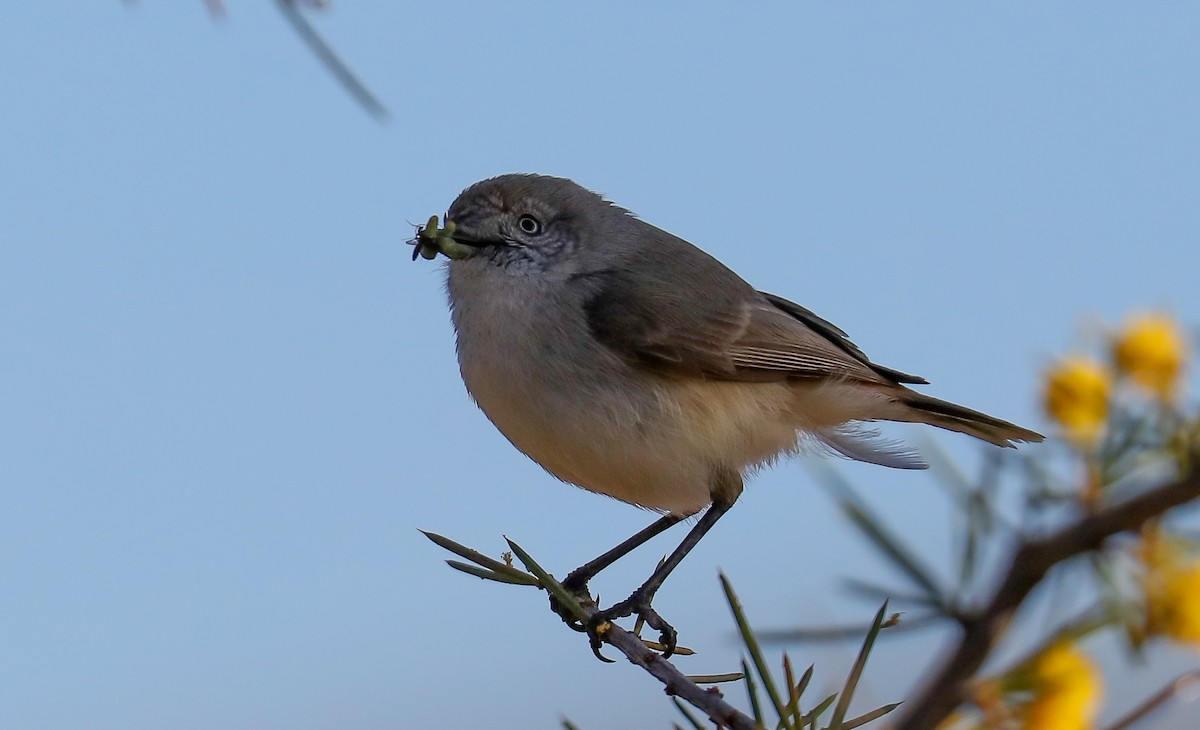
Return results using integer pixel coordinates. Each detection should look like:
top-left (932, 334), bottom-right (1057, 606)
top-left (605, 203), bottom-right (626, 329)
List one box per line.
top-left (517, 214), bottom-right (543, 235)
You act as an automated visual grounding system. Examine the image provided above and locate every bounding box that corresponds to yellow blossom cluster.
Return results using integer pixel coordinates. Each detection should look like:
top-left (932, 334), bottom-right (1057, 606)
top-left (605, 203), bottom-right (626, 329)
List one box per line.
top-left (947, 312), bottom-right (1195, 730)
top-left (1043, 313), bottom-right (1189, 445)
top-left (1115, 314), bottom-right (1187, 399)
top-left (1042, 358), bottom-right (1111, 445)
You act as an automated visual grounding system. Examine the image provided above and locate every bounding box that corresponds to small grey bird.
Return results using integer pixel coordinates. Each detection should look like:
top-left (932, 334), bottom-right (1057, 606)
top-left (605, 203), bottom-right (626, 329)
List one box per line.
top-left (416, 173), bottom-right (1042, 657)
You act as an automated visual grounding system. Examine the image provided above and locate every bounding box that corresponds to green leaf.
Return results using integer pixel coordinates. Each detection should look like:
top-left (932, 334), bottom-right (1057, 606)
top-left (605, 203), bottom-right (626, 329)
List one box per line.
top-left (671, 698), bottom-right (706, 730)
top-left (686, 672), bottom-right (745, 684)
top-left (504, 537), bottom-right (589, 624)
top-left (783, 653), bottom-right (801, 725)
top-left (840, 703), bottom-right (901, 730)
top-left (802, 693), bottom-right (836, 728)
top-left (445, 560), bottom-right (539, 586)
top-left (827, 602), bottom-right (890, 730)
top-left (741, 658), bottom-right (766, 728)
top-left (421, 530), bottom-right (540, 584)
top-left (820, 482), bottom-right (946, 606)
top-left (721, 573), bottom-right (788, 725)
top-left (840, 578), bottom-right (941, 610)
top-left (794, 663), bottom-right (814, 701)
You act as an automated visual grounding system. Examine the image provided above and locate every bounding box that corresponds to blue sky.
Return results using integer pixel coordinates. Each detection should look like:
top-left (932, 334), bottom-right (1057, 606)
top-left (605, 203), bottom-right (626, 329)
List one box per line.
top-left (3, 3), bottom-right (1198, 729)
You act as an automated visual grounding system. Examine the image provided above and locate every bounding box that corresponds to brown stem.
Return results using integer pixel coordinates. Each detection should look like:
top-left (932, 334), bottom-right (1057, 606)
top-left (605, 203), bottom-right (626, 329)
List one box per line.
top-left (897, 469), bottom-right (1200, 730)
top-left (600, 621), bottom-right (757, 730)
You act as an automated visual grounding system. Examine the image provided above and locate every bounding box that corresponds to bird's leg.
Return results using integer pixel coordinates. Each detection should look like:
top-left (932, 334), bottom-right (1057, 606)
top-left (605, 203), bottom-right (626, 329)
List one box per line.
top-left (587, 497), bottom-right (735, 659)
top-left (551, 513), bottom-right (682, 629)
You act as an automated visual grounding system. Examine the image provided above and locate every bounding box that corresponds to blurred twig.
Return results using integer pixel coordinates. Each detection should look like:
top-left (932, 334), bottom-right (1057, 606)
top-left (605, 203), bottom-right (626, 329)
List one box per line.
top-left (897, 468), bottom-right (1200, 730)
top-left (757, 613), bottom-right (938, 644)
top-left (274, 0), bottom-right (388, 120)
top-left (1101, 669), bottom-right (1200, 730)
top-left (176, 0), bottom-right (387, 118)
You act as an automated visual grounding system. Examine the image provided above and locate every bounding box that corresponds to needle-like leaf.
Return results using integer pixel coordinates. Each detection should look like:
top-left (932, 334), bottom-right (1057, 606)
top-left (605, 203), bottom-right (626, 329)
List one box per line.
top-left (827, 602), bottom-right (890, 730)
top-left (840, 702), bottom-right (901, 730)
top-left (741, 658), bottom-right (765, 728)
top-left (672, 698), bottom-right (707, 730)
top-left (642, 639), bottom-right (696, 656)
top-left (722, 573), bottom-right (788, 723)
top-left (421, 530), bottom-right (539, 583)
top-left (823, 485), bottom-right (946, 606)
top-left (686, 672), bottom-right (745, 684)
top-left (445, 560), bottom-right (540, 586)
top-left (795, 663), bottom-right (814, 702)
top-left (784, 653), bottom-right (801, 725)
top-left (802, 693), bottom-right (836, 727)
top-left (505, 537), bottom-right (589, 624)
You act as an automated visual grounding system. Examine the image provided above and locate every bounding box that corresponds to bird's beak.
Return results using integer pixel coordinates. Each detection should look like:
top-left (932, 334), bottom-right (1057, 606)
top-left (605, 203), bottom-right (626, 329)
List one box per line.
top-left (444, 224), bottom-right (489, 249)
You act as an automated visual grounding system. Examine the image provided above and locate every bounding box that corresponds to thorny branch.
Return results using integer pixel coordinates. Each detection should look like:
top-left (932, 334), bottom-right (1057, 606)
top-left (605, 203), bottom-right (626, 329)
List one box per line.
top-left (602, 620), bottom-right (757, 730)
top-left (897, 468), bottom-right (1200, 730)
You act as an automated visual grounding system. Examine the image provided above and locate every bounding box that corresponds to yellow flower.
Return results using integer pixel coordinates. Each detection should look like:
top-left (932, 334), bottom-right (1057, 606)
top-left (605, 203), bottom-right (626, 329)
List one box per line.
top-left (1043, 357), bottom-right (1111, 444)
top-left (1113, 313), bottom-right (1187, 400)
top-left (1021, 643), bottom-right (1102, 730)
top-left (1141, 529), bottom-right (1200, 647)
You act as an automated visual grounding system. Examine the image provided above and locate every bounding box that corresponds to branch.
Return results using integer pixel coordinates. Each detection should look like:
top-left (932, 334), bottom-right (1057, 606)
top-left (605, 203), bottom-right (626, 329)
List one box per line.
top-left (425, 532), bottom-right (758, 727)
top-left (274, 0), bottom-right (389, 120)
top-left (897, 469), bottom-right (1200, 730)
top-left (500, 537), bottom-right (758, 729)
top-left (601, 621), bottom-right (757, 730)
top-left (1102, 669), bottom-right (1200, 730)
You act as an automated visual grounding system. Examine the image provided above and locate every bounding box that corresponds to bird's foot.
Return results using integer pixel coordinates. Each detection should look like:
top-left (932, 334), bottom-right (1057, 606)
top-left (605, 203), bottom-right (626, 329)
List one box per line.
top-left (585, 588), bottom-right (678, 661)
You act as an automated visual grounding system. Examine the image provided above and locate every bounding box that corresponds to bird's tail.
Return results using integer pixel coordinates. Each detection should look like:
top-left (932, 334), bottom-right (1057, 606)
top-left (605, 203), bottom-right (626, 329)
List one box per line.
top-left (891, 390), bottom-right (1045, 448)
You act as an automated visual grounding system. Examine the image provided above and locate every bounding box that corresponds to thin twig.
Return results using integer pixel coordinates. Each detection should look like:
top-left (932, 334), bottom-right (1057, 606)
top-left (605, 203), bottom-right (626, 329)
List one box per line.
top-left (274, 0), bottom-right (388, 120)
top-left (601, 620), bottom-right (758, 730)
top-left (1101, 669), bottom-right (1200, 730)
top-left (897, 469), bottom-right (1200, 730)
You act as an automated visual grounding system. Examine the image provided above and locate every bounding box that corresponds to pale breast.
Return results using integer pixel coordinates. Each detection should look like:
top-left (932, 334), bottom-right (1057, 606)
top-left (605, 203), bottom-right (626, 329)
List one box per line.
top-left (444, 261), bottom-right (806, 515)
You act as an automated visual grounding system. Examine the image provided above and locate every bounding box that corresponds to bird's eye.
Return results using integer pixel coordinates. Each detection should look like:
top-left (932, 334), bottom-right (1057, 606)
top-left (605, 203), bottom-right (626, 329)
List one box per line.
top-left (517, 214), bottom-right (543, 236)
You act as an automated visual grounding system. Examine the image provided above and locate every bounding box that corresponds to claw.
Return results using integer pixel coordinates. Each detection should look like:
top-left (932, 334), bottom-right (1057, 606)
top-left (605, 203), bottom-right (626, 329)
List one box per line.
top-left (632, 604), bottom-right (678, 658)
top-left (587, 620), bottom-right (616, 663)
top-left (584, 590), bottom-right (679, 659)
top-left (558, 556), bottom-right (685, 661)
top-left (647, 611), bottom-right (678, 658)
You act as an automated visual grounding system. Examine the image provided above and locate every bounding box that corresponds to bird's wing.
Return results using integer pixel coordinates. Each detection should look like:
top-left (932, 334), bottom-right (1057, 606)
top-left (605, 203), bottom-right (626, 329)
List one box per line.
top-left (754, 292), bottom-right (928, 385)
top-left (579, 254), bottom-right (756, 379)
top-left (726, 296), bottom-right (903, 383)
top-left (579, 240), bottom-right (923, 385)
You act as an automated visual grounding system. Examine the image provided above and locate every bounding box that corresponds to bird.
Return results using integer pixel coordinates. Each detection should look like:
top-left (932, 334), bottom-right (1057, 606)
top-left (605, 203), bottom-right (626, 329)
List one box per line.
top-left (413, 173), bottom-right (1043, 657)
